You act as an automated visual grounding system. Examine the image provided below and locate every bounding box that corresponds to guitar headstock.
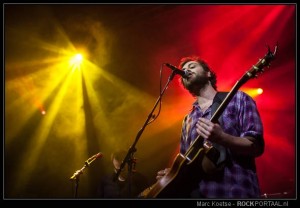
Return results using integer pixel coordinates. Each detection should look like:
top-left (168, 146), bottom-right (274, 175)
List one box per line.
top-left (246, 43), bottom-right (278, 79)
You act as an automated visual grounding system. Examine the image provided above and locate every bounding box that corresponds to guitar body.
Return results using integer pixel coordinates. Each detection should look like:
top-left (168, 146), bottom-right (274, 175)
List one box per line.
top-left (140, 145), bottom-right (220, 198)
top-left (140, 149), bottom-right (204, 198)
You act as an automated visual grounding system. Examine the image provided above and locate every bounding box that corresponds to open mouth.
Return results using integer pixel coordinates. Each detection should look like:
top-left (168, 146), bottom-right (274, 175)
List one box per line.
top-left (185, 72), bottom-right (193, 79)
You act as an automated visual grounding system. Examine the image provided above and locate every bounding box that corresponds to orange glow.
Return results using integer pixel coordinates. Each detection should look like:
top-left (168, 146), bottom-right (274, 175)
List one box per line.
top-left (241, 87), bottom-right (263, 99)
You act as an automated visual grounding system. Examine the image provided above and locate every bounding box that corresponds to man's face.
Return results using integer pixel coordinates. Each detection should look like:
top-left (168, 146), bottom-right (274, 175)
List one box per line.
top-left (181, 61), bottom-right (211, 91)
top-left (113, 158), bottom-right (127, 174)
top-left (113, 158), bottom-right (121, 171)
top-left (113, 158), bottom-right (128, 179)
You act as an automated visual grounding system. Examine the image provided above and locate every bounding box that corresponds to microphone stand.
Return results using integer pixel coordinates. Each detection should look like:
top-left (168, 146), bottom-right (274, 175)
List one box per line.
top-left (114, 70), bottom-right (177, 197)
top-left (70, 156), bottom-right (99, 198)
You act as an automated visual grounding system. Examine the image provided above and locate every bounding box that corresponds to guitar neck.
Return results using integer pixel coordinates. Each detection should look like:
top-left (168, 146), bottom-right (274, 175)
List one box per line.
top-left (211, 79), bottom-right (244, 122)
top-left (211, 66), bottom-right (258, 123)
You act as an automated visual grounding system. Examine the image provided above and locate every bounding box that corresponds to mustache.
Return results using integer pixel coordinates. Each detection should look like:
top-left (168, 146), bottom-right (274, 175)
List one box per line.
top-left (183, 75), bottom-right (211, 96)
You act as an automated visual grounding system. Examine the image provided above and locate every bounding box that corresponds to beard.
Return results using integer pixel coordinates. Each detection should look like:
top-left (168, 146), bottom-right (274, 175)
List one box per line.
top-left (183, 74), bottom-right (210, 96)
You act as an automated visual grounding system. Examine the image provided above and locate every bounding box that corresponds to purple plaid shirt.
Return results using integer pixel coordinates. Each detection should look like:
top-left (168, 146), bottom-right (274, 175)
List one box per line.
top-left (180, 91), bottom-right (263, 198)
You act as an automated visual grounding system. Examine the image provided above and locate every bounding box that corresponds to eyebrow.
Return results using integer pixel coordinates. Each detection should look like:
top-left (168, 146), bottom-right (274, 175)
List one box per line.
top-left (182, 62), bottom-right (197, 70)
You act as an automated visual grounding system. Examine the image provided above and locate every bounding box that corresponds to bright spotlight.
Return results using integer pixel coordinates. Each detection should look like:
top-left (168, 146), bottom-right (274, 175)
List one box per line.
top-left (69, 53), bottom-right (83, 68)
top-left (242, 88), bottom-right (263, 98)
top-left (75, 54), bottom-right (83, 62)
top-left (257, 88), bottom-right (263, 94)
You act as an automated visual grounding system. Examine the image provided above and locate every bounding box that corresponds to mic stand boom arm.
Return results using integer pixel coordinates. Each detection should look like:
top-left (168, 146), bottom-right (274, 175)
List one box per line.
top-left (70, 156), bottom-right (99, 198)
top-left (114, 71), bottom-right (177, 196)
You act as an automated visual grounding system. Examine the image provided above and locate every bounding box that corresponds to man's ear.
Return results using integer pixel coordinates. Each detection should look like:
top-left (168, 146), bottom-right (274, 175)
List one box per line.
top-left (207, 71), bottom-right (212, 77)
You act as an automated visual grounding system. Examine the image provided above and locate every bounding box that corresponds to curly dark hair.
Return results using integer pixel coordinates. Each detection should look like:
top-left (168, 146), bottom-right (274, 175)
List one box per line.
top-left (178, 56), bottom-right (217, 90)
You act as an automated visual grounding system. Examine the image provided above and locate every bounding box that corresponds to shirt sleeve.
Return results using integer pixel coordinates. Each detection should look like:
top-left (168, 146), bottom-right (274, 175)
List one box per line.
top-left (237, 91), bottom-right (264, 140)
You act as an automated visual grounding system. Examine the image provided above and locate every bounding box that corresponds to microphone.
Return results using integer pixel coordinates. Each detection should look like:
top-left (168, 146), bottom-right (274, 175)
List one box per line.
top-left (86, 152), bottom-right (103, 162)
top-left (70, 152), bottom-right (103, 180)
top-left (85, 152), bottom-right (103, 166)
top-left (164, 63), bottom-right (188, 78)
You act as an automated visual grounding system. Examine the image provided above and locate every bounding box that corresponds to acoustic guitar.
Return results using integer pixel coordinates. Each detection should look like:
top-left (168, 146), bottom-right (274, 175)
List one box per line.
top-left (139, 44), bottom-right (278, 198)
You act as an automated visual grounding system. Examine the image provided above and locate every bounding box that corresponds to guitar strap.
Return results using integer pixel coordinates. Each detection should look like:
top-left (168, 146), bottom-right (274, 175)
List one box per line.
top-left (211, 91), bottom-right (228, 119)
top-left (210, 91), bottom-right (229, 168)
